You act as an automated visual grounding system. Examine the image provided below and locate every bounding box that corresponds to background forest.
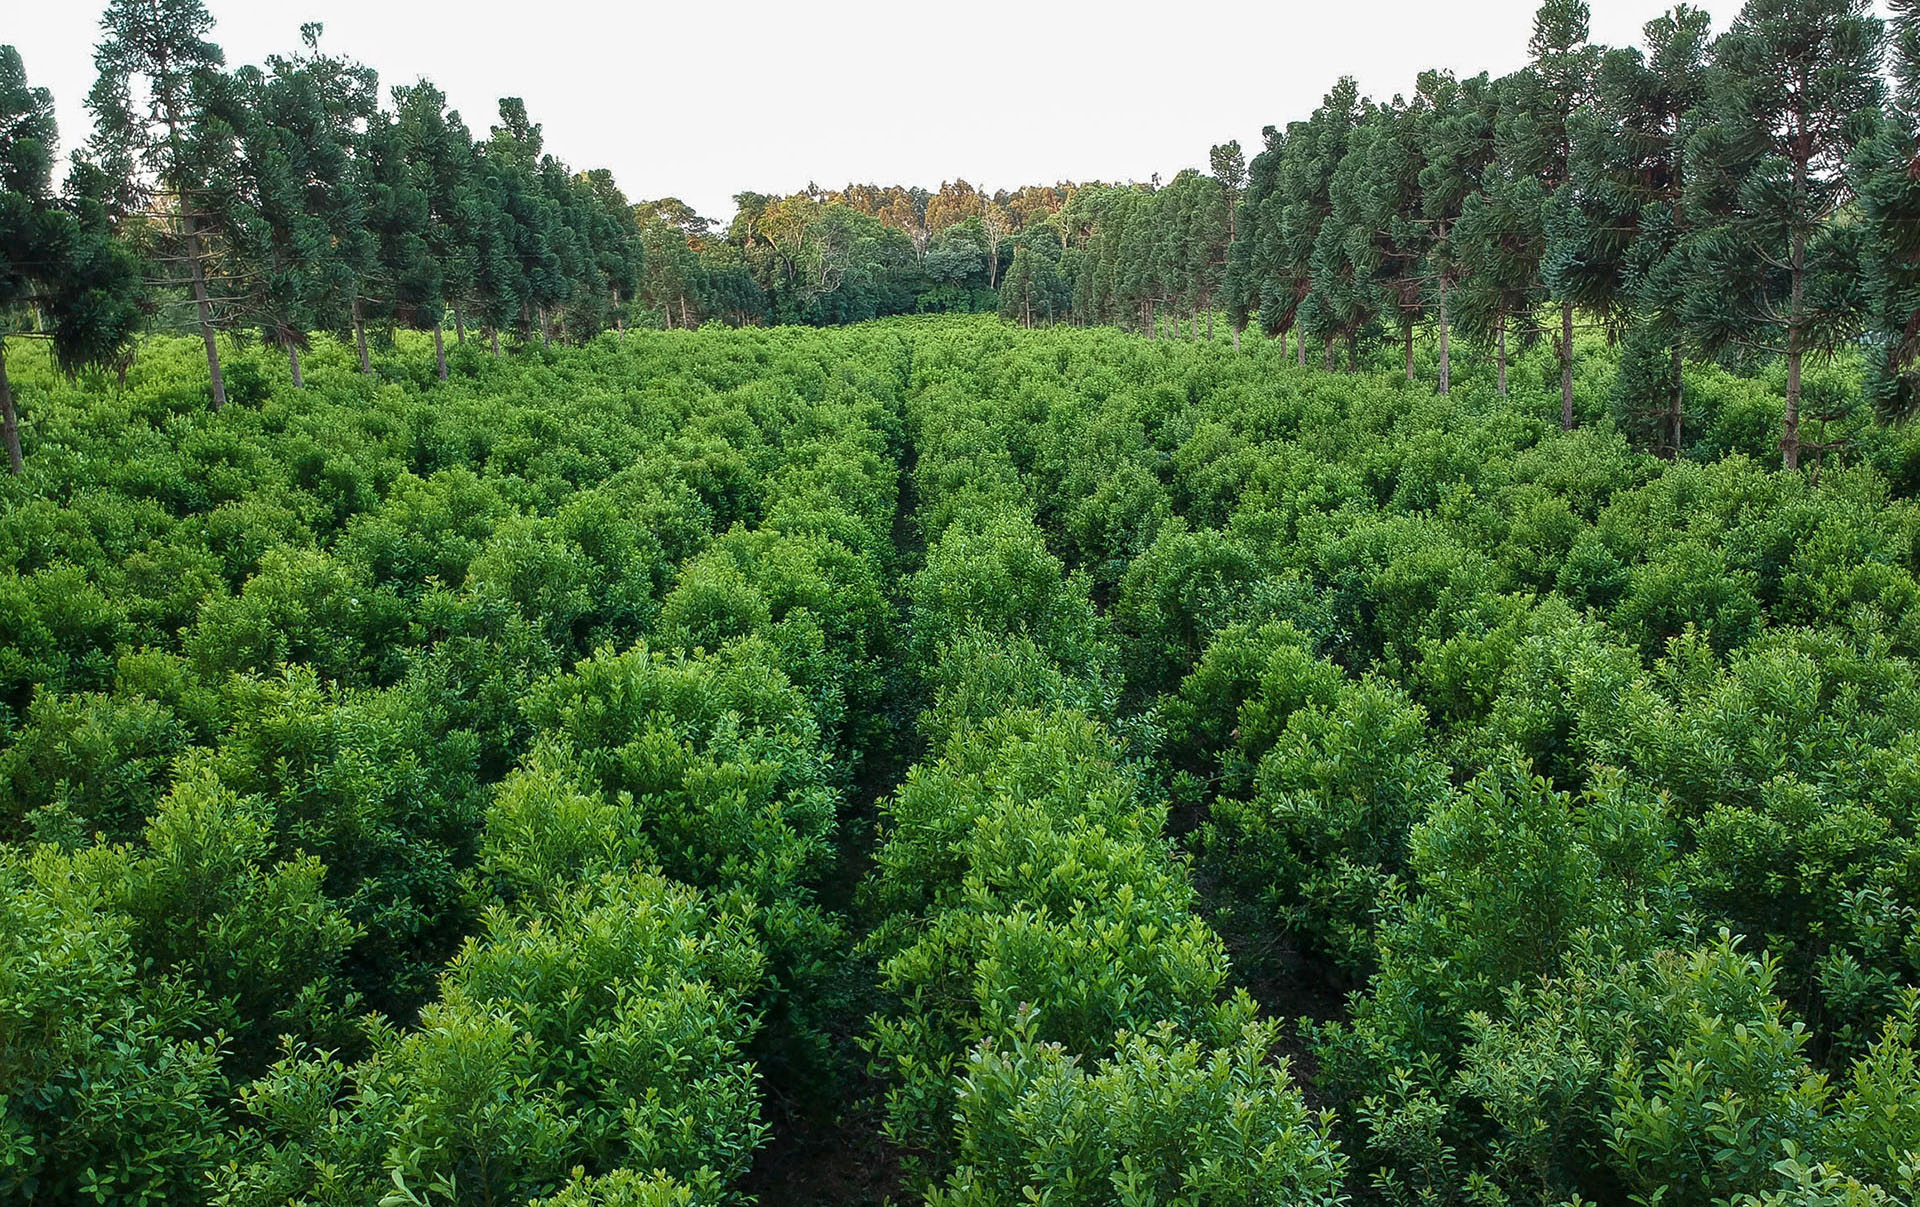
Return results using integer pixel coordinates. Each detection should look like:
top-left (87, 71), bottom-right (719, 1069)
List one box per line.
top-left (11, 1), bottom-right (1920, 1206)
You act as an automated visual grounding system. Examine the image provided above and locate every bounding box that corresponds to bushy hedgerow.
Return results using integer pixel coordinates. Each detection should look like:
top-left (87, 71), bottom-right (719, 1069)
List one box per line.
top-left (857, 323), bottom-right (1346, 1202)
top-left (13, 314), bottom-right (1920, 1203)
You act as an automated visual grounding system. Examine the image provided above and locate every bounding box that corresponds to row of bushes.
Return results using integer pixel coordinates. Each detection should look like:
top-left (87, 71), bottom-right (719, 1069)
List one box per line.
top-left (0, 326), bottom-right (909, 1204)
top-left (855, 324), bottom-right (1346, 1203)
top-left (915, 318), bottom-right (1920, 1203)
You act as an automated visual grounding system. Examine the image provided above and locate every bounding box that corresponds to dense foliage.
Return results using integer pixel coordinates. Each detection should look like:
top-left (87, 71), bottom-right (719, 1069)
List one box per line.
top-left (12, 0), bottom-right (1920, 477)
top-left (4, 308), bottom-right (1920, 1203)
top-left (9, 0), bottom-right (1920, 1203)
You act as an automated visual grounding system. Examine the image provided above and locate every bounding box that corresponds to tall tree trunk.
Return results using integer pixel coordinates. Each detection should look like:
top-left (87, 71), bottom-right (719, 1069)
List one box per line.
top-left (1323, 336), bottom-right (1335, 372)
top-left (1146, 299), bottom-right (1156, 339)
top-left (433, 324), bottom-right (448, 381)
top-left (1783, 228), bottom-right (1806, 471)
top-left (1231, 320), bottom-right (1242, 353)
top-left (491, 326), bottom-right (501, 358)
top-left (0, 342), bottom-right (20, 476)
top-left (1296, 329), bottom-right (1306, 367)
top-left (1438, 279), bottom-right (1452, 395)
top-left (454, 305), bottom-right (466, 345)
top-left (680, 295), bottom-right (691, 328)
top-left (1559, 301), bottom-right (1575, 430)
top-left (183, 209), bottom-right (226, 411)
top-left (1669, 342), bottom-right (1684, 459)
top-left (540, 307), bottom-right (551, 349)
top-left (287, 338), bottom-right (303, 389)
top-left (1497, 316), bottom-right (1508, 397)
top-left (354, 298), bottom-right (371, 375)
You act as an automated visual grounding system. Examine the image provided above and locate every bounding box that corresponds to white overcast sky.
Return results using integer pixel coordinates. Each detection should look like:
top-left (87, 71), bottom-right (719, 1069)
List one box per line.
top-left (3, 0), bottom-right (1844, 223)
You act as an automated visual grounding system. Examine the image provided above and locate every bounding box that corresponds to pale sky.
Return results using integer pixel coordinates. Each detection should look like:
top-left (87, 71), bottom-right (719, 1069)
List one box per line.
top-left (7, 0), bottom-right (1786, 223)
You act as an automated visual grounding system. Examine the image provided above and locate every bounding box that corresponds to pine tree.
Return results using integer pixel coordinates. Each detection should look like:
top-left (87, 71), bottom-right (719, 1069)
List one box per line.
top-left (392, 81), bottom-right (477, 374)
top-left (1210, 141), bottom-right (1248, 347)
top-left (1306, 98), bottom-right (1384, 369)
top-left (89, 0), bottom-right (239, 409)
top-left (233, 26), bottom-right (375, 388)
top-left (1856, 0), bottom-right (1920, 423)
top-left (1224, 126), bottom-right (1284, 350)
top-left (1348, 82), bottom-right (1452, 382)
top-left (1455, 69), bottom-right (1551, 398)
top-left (1685, 0), bottom-right (1883, 469)
top-left (1, 46), bottom-right (142, 473)
top-left (1417, 71), bottom-right (1495, 394)
top-left (1279, 79), bottom-right (1365, 365)
top-left (1531, 0), bottom-right (1602, 428)
top-left (1553, 5), bottom-right (1712, 455)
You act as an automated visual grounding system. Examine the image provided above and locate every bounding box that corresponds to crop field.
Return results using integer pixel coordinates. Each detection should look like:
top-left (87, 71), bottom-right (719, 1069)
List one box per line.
top-left (3, 316), bottom-right (1920, 1204)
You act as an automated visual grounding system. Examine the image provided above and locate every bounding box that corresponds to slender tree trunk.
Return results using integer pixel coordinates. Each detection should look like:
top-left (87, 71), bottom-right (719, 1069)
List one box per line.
top-left (1560, 301), bottom-right (1575, 430)
top-left (540, 306), bottom-right (551, 349)
top-left (354, 299), bottom-right (371, 375)
top-left (1439, 279), bottom-right (1452, 395)
top-left (1231, 320), bottom-right (1242, 353)
top-left (1, 342), bottom-right (20, 476)
top-left (1296, 330), bottom-right (1306, 367)
top-left (1497, 316), bottom-right (1508, 397)
top-left (1146, 299), bottom-right (1155, 339)
top-left (287, 338), bottom-right (303, 389)
top-left (433, 324), bottom-right (448, 381)
top-left (454, 305), bottom-right (466, 345)
top-left (679, 295), bottom-right (691, 328)
top-left (491, 326), bottom-right (501, 358)
top-left (1323, 336), bottom-right (1334, 372)
top-left (183, 210), bottom-right (226, 411)
top-left (1783, 229), bottom-right (1806, 471)
top-left (1669, 342), bottom-right (1684, 459)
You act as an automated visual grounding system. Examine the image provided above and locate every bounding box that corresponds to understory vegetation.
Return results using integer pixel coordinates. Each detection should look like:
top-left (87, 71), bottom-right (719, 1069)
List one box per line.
top-left (5, 314), bottom-right (1920, 1205)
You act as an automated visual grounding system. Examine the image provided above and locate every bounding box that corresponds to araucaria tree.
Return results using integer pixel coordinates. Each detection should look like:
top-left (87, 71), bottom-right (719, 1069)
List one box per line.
top-left (0, 44), bottom-right (141, 473)
top-left (88, 0), bottom-right (240, 409)
top-left (1684, 0), bottom-right (1884, 469)
top-left (1857, 0), bottom-right (1920, 423)
top-left (1552, 4), bottom-right (1712, 456)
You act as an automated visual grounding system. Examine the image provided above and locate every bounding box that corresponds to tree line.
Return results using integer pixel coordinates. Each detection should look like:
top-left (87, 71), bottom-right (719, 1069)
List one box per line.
top-left (5, 0), bottom-right (1920, 477)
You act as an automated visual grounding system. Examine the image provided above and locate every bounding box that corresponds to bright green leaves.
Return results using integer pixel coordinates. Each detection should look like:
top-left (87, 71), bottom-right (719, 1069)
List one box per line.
top-left (932, 1016), bottom-right (1344, 1207)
